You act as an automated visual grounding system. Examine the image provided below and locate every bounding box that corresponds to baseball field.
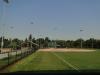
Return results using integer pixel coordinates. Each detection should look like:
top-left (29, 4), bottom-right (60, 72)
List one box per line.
top-left (2, 48), bottom-right (100, 73)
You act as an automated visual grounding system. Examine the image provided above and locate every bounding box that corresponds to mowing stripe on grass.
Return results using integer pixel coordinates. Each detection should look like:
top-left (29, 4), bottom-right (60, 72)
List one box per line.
top-left (51, 52), bottom-right (80, 72)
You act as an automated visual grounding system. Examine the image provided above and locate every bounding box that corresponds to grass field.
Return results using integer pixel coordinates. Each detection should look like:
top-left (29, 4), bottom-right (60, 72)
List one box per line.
top-left (3, 49), bottom-right (100, 73)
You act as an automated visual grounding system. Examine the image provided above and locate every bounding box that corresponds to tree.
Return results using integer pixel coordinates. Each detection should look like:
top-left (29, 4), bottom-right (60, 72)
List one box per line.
top-left (20, 38), bottom-right (27, 47)
top-left (29, 34), bottom-right (32, 41)
top-left (73, 39), bottom-right (82, 48)
top-left (3, 38), bottom-right (10, 48)
top-left (44, 37), bottom-right (50, 48)
top-left (10, 38), bottom-right (21, 50)
top-left (85, 38), bottom-right (94, 48)
top-left (56, 40), bottom-right (66, 48)
top-left (66, 40), bottom-right (74, 48)
top-left (0, 37), bottom-right (10, 48)
top-left (96, 40), bottom-right (100, 49)
top-left (32, 38), bottom-right (36, 43)
top-left (28, 34), bottom-right (32, 48)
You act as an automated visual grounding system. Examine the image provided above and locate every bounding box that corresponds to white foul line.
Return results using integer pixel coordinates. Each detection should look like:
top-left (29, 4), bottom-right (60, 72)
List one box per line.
top-left (51, 52), bottom-right (80, 72)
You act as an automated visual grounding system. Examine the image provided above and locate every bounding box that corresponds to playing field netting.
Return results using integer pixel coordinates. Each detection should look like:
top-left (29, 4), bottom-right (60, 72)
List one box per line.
top-left (3, 48), bottom-right (100, 73)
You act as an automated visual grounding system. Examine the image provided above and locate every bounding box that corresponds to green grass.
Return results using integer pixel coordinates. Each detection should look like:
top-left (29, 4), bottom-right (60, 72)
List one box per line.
top-left (3, 50), bottom-right (100, 73)
top-left (54, 51), bottom-right (100, 70)
top-left (6, 52), bottom-right (73, 72)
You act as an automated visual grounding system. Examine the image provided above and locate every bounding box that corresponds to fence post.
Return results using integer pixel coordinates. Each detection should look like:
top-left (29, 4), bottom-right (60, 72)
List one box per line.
top-left (21, 50), bottom-right (23, 58)
top-left (27, 50), bottom-right (29, 55)
top-left (31, 50), bottom-right (32, 54)
top-left (27, 50), bottom-right (28, 55)
top-left (29, 50), bottom-right (30, 55)
top-left (8, 52), bottom-right (10, 65)
top-left (30, 50), bottom-right (31, 54)
top-left (24, 51), bottom-right (26, 57)
top-left (16, 51), bottom-right (17, 61)
top-left (26, 50), bottom-right (27, 56)
top-left (25, 51), bottom-right (26, 56)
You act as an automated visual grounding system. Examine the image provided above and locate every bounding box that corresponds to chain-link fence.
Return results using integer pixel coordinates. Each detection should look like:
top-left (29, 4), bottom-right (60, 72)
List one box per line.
top-left (0, 48), bottom-right (37, 70)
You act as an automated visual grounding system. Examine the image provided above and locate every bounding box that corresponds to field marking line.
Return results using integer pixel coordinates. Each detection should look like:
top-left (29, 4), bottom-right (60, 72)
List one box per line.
top-left (51, 52), bottom-right (80, 72)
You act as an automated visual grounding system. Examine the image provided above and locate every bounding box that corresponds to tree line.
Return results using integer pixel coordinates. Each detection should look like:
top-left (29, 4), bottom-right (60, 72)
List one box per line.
top-left (0, 34), bottom-right (100, 49)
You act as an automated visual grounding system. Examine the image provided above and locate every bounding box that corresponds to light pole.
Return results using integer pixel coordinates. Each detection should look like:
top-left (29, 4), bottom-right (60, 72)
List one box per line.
top-left (0, 0), bottom-right (9, 53)
top-left (80, 29), bottom-right (84, 48)
top-left (30, 22), bottom-right (34, 49)
top-left (10, 26), bottom-right (14, 51)
top-left (0, 24), bottom-right (5, 53)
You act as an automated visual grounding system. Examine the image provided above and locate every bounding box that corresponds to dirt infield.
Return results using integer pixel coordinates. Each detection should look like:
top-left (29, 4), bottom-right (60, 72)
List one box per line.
top-left (38, 48), bottom-right (96, 52)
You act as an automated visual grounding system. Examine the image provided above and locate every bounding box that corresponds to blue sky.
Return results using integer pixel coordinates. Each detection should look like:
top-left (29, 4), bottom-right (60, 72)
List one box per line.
top-left (0, 0), bottom-right (100, 40)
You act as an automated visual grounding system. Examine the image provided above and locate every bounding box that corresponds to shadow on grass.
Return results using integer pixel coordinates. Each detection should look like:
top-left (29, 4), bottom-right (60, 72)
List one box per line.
top-left (2, 70), bottom-right (100, 75)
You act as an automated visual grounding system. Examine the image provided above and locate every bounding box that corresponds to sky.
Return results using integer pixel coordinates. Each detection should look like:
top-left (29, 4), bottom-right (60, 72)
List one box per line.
top-left (0, 0), bottom-right (100, 40)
